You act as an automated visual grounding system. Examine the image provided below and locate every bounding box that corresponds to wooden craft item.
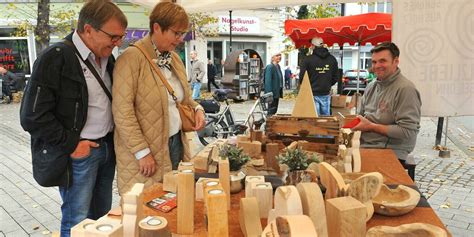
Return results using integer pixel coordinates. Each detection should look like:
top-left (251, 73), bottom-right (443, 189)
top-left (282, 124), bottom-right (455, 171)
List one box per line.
top-left (296, 182), bottom-right (328, 237)
top-left (275, 215), bottom-right (318, 237)
top-left (239, 197), bottom-right (263, 237)
top-left (266, 116), bottom-right (340, 137)
top-left (250, 182), bottom-right (273, 218)
top-left (366, 223), bottom-right (448, 237)
top-left (195, 177), bottom-right (219, 201)
top-left (250, 130), bottom-right (263, 142)
top-left (237, 135), bottom-right (251, 142)
top-left (306, 162), bottom-right (320, 177)
top-left (345, 172), bottom-right (383, 221)
top-left (319, 162), bottom-right (347, 199)
top-left (237, 141), bottom-right (262, 158)
top-left (163, 170), bottom-right (178, 193)
top-left (206, 188), bottom-right (229, 237)
top-left (218, 158), bottom-right (231, 210)
top-left (372, 184), bottom-right (421, 216)
top-left (138, 216), bottom-right (171, 237)
top-left (271, 185), bottom-right (303, 223)
top-left (326, 196), bottom-right (366, 237)
top-left (192, 145), bottom-right (212, 170)
top-left (203, 180), bottom-right (222, 204)
top-left (178, 161), bottom-right (195, 172)
top-left (265, 143), bottom-right (281, 173)
top-left (208, 146), bottom-right (220, 173)
top-left (122, 183), bottom-right (145, 237)
top-left (177, 170), bottom-right (194, 235)
top-left (245, 175), bottom-right (265, 197)
top-left (71, 218), bottom-right (96, 237)
top-left (351, 131), bottom-right (361, 172)
top-left (292, 72), bottom-right (318, 118)
top-left (84, 222), bottom-right (123, 237)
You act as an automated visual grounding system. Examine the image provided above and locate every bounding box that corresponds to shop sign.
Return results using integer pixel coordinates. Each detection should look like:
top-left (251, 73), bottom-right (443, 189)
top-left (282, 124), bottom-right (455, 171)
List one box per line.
top-left (218, 16), bottom-right (260, 34)
top-left (0, 38), bottom-right (30, 74)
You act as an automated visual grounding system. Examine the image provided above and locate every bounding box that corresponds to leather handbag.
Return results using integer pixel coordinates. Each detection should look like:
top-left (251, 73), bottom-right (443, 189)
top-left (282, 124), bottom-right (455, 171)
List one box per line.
top-left (133, 44), bottom-right (196, 132)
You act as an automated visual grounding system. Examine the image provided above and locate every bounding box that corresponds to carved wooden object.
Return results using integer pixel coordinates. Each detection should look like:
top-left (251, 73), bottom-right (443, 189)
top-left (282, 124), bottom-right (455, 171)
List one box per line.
top-left (250, 182), bottom-right (273, 218)
top-left (245, 175), bottom-right (265, 197)
top-left (138, 216), bottom-right (171, 237)
top-left (177, 170), bottom-right (194, 235)
top-left (366, 223), bottom-right (448, 237)
top-left (218, 158), bottom-right (231, 210)
top-left (326, 196), bottom-right (366, 237)
top-left (373, 184), bottom-right (421, 216)
top-left (122, 183), bottom-right (145, 237)
top-left (206, 187), bottom-right (229, 237)
top-left (296, 182), bottom-right (328, 237)
top-left (239, 197), bottom-right (263, 237)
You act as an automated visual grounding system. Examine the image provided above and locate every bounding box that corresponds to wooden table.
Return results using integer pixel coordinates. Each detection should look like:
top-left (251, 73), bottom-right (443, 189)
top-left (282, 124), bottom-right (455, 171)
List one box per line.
top-left (142, 148), bottom-right (450, 236)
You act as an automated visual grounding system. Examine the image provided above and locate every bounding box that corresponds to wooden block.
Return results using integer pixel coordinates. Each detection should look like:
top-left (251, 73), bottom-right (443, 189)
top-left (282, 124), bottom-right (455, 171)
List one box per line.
top-left (275, 215), bottom-right (318, 237)
top-left (138, 216), bottom-right (171, 237)
top-left (237, 135), bottom-right (250, 142)
top-left (250, 130), bottom-right (264, 142)
top-left (273, 186), bottom-right (303, 222)
top-left (84, 222), bottom-right (123, 237)
top-left (206, 187), bottom-right (229, 237)
top-left (237, 141), bottom-right (262, 158)
top-left (292, 72), bottom-right (318, 118)
top-left (218, 158), bottom-right (231, 210)
top-left (177, 170), bottom-right (194, 235)
top-left (195, 177), bottom-right (219, 201)
top-left (326, 196), bottom-right (366, 237)
top-left (245, 176), bottom-right (265, 197)
top-left (319, 162), bottom-right (347, 199)
top-left (296, 182), bottom-right (328, 237)
top-left (163, 171), bottom-right (179, 193)
top-left (122, 183), bottom-right (145, 237)
top-left (265, 143), bottom-right (280, 173)
top-left (71, 218), bottom-right (96, 237)
top-left (239, 197), bottom-right (263, 237)
top-left (178, 161), bottom-right (195, 172)
top-left (250, 182), bottom-right (273, 218)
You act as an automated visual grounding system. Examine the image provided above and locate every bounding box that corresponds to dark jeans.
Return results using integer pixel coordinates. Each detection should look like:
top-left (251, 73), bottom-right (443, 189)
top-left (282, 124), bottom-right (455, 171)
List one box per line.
top-left (169, 131), bottom-right (184, 170)
top-left (207, 79), bottom-right (219, 92)
top-left (2, 82), bottom-right (11, 98)
top-left (59, 134), bottom-right (115, 237)
top-left (267, 98), bottom-right (280, 116)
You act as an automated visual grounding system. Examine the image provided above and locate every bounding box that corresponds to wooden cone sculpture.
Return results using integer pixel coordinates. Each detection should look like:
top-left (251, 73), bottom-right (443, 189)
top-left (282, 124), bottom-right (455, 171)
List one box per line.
top-left (292, 72), bottom-right (318, 118)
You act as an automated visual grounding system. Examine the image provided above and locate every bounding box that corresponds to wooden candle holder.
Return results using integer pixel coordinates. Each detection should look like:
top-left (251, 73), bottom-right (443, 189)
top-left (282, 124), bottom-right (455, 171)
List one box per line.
top-left (138, 216), bottom-right (171, 237)
top-left (178, 161), bottom-right (195, 172)
top-left (244, 176), bottom-right (265, 197)
top-left (177, 170), bottom-right (194, 235)
top-left (250, 182), bottom-right (273, 218)
top-left (206, 187), bottom-right (229, 237)
top-left (163, 171), bottom-right (179, 193)
top-left (122, 183), bottom-right (145, 237)
top-left (195, 177), bottom-right (219, 201)
top-left (71, 218), bottom-right (96, 237)
top-left (218, 158), bottom-right (231, 210)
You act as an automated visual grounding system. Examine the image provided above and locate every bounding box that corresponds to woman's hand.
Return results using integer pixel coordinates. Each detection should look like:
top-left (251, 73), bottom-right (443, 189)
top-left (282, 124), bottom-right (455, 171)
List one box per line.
top-left (139, 154), bottom-right (156, 177)
top-left (193, 110), bottom-right (206, 130)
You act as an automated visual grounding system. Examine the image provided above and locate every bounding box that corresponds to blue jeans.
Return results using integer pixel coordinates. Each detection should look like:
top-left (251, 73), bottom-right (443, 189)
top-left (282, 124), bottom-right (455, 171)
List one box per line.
top-left (314, 95), bottom-right (331, 116)
top-left (192, 82), bottom-right (201, 99)
top-left (59, 136), bottom-right (115, 237)
top-left (169, 131), bottom-right (184, 170)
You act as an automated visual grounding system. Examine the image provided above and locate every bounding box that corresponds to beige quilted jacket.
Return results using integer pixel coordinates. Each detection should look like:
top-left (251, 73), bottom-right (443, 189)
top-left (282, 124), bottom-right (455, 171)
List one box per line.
top-left (112, 35), bottom-right (197, 195)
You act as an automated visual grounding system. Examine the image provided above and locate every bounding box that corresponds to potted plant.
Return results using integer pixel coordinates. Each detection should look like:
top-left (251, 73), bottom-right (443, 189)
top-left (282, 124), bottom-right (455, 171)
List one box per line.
top-left (219, 144), bottom-right (251, 193)
top-left (277, 147), bottom-right (322, 185)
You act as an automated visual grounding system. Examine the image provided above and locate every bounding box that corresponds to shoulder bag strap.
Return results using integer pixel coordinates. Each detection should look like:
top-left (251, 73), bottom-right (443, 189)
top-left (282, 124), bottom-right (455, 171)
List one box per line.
top-left (132, 44), bottom-right (178, 101)
top-left (62, 40), bottom-right (112, 101)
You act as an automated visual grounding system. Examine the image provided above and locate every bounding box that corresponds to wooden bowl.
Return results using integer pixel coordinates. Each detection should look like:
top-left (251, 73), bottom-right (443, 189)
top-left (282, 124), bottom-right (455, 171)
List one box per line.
top-left (372, 184), bottom-right (420, 216)
top-left (366, 223), bottom-right (447, 237)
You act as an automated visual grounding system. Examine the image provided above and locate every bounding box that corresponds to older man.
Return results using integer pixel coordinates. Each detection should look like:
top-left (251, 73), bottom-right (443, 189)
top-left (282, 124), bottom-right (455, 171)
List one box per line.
top-left (189, 50), bottom-right (205, 99)
top-left (20, 1), bottom-right (127, 236)
top-left (264, 52), bottom-right (283, 115)
top-left (353, 42), bottom-right (421, 161)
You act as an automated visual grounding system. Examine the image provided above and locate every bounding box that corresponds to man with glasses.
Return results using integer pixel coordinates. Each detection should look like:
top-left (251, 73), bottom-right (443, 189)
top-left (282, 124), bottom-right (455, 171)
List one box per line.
top-left (20, 1), bottom-right (127, 236)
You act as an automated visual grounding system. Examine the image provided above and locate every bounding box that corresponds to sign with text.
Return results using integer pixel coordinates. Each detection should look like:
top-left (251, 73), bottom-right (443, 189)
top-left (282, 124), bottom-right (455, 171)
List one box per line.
top-left (393, 0), bottom-right (473, 116)
top-left (0, 39), bottom-right (31, 75)
top-left (218, 16), bottom-right (260, 34)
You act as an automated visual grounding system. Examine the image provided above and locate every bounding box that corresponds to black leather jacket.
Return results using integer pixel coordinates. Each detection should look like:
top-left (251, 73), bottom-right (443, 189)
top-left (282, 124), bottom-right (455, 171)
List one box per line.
top-left (20, 33), bottom-right (114, 186)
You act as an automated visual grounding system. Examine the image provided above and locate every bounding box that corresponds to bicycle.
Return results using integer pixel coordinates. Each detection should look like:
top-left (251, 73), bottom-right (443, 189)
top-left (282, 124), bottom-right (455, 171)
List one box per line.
top-left (196, 89), bottom-right (273, 146)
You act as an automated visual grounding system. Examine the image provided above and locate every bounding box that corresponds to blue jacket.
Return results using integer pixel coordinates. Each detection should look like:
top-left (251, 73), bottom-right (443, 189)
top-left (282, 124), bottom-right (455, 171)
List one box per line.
top-left (264, 63), bottom-right (283, 98)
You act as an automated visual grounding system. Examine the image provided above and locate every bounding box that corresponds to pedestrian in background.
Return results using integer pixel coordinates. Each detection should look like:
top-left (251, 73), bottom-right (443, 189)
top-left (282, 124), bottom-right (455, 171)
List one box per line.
top-left (207, 59), bottom-right (219, 92)
top-left (189, 50), bottom-right (205, 99)
top-left (264, 52), bottom-right (283, 115)
top-left (299, 37), bottom-right (339, 116)
top-left (0, 65), bottom-right (19, 103)
top-left (284, 66), bottom-right (292, 90)
top-left (20, 1), bottom-right (127, 236)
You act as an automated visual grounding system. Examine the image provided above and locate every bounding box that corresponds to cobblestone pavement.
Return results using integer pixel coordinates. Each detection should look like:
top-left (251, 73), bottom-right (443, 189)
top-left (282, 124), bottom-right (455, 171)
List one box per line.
top-left (0, 99), bottom-right (473, 236)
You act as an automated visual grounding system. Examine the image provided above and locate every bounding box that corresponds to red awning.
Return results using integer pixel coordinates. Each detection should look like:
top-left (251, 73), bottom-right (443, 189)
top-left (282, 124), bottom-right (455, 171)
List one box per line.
top-left (285, 13), bottom-right (392, 48)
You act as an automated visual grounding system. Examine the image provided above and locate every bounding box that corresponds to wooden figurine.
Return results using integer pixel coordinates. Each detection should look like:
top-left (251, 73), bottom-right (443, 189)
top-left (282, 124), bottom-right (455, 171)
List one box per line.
top-left (122, 183), bottom-right (145, 237)
top-left (138, 216), bottom-right (171, 237)
top-left (366, 223), bottom-right (448, 237)
top-left (296, 182), bottom-right (328, 237)
top-left (177, 170), bottom-right (194, 235)
top-left (239, 197), bottom-right (263, 237)
top-left (271, 186), bottom-right (303, 223)
top-left (292, 72), bottom-right (318, 118)
top-left (265, 143), bottom-right (281, 173)
top-left (339, 128), bottom-right (361, 172)
top-left (250, 182), bottom-right (273, 218)
top-left (326, 196), bottom-right (366, 237)
top-left (319, 162), bottom-right (347, 199)
top-left (163, 171), bottom-right (179, 193)
top-left (71, 218), bottom-right (96, 237)
top-left (206, 187), bottom-right (229, 237)
top-left (245, 176), bottom-right (265, 197)
top-left (218, 158), bottom-right (231, 210)
top-left (372, 184), bottom-right (421, 216)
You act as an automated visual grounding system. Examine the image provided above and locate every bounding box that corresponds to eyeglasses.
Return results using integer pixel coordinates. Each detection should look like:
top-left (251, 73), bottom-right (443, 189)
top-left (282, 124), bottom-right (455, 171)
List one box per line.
top-left (169, 28), bottom-right (188, 39)
top-left (97, 28), bottom-right (126, 43)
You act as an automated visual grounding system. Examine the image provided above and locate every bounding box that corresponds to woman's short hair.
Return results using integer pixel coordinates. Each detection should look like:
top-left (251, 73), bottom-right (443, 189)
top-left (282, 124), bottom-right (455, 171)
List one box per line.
top-left (77, 0), bottom-right (128, 33)
top-left (149, 2), bottom-right (189, 33)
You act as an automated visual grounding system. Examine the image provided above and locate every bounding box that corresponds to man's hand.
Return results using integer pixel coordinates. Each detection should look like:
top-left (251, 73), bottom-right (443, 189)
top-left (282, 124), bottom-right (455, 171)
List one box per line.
top-left (139, 154), bottom-right (156, 177)
top-left (352, 115), bottom-right (389, 136)
top-left (192, 109), bottom-right (206, 130)
top-left (70, 140), bottom-right (99, 159)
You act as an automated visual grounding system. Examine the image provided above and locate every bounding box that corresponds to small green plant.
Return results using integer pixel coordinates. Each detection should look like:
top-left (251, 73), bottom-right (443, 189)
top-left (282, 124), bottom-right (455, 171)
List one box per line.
top-left (219, 144), bottom-right (251, 172)
top-left (277, 147), bottom-right (321, 171)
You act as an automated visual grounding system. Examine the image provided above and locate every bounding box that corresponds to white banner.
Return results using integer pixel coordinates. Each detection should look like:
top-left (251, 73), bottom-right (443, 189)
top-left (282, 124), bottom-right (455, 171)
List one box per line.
top-left (393, 0), bottom-right (473, 116)
top-left (218, 16), bottom-right (260, 34)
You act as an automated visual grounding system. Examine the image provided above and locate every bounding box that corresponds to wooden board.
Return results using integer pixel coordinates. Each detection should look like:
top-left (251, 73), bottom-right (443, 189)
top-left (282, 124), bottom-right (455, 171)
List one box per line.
top-left (296, 182), bottom-right (328, 237)
top-left (292, 72), bottom-right (318, 118)
top-left (326, 196), bottom-right (366, 237)
top-left (266, 117), bottom-right (340, 137)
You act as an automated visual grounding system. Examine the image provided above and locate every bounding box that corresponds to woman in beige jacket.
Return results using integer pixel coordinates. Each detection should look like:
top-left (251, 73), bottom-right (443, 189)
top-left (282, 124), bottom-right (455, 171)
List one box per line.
top-left (112, 2), bottom-right (205, 195)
